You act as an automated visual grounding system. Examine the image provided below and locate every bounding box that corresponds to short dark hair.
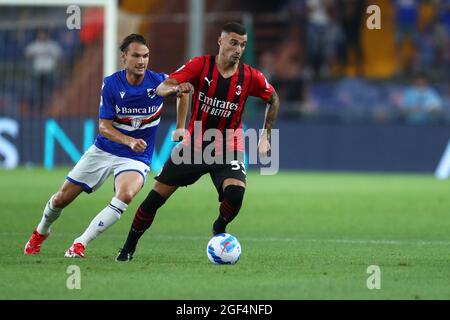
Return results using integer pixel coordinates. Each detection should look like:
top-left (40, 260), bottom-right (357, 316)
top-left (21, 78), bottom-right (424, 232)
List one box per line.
top-left (221, 22), bottom-right (247, 36)
top-left (120, 33), bottom-right (148, 52)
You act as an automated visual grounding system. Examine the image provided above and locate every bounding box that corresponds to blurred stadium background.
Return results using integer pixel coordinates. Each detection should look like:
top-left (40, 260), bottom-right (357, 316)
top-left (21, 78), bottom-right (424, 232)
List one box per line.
top-left (0, 0), bottom-right (449, 174)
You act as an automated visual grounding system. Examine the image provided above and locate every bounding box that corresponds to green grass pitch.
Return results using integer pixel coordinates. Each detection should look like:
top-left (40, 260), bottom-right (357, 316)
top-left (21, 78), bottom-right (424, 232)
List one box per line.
top-left (1, 167), bottom-right (450, 299)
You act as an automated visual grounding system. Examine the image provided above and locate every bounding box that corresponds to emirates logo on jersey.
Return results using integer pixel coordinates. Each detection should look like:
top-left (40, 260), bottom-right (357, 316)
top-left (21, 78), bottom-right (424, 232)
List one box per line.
top-left (198, 92), bottom-right (238, 118)
top-left (236, 85), bottom-right (242, 96)
top-left (131, 118), bottom-right (142, 128)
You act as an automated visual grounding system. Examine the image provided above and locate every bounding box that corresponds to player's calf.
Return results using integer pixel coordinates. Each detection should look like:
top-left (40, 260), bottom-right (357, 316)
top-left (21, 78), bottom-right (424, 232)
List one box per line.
top-left (132, 190), bottom-right (166, 232)
top-left (213, 185), bottom-right (245, 235)
top-left (116, 190), bottom-right (167, 261)
top-left (67, 197), bottom-right (128, 258)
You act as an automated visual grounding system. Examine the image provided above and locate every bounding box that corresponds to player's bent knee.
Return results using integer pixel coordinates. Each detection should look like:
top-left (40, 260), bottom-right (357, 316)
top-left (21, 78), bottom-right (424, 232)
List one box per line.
top-left (223, 185), bottom-right (245, 207)
top-left (116, 190), bottom-right (136, 204)
top-left (223, 178), bottom-right (246, 188)
top-left (51, 193), bottom-right (64, 208)
top-left (54, 181), bottom-right (83, 208)
top-left (153, 181), bottom-right (177, 199)
top-left (52, 192), bottom-right (71, 208)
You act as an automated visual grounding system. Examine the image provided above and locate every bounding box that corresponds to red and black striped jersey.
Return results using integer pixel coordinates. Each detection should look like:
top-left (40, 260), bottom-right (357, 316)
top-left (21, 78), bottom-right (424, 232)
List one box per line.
top-left (169, 55), bottom-right (275, 153)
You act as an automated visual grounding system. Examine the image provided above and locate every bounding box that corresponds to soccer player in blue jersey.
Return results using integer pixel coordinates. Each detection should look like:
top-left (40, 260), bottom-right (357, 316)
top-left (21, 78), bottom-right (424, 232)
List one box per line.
top-left (24, 34), bottom-right (188, 258)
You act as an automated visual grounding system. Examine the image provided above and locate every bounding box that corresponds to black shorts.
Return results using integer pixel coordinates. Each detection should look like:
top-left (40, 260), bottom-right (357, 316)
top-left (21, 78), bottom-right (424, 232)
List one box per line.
top-left (155, 156), bottom-right (247, 201)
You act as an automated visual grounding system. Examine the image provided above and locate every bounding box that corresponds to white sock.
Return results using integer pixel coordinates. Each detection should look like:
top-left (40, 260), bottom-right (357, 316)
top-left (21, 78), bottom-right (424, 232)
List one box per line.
top-left (37, 195), bottom-right (63, 235)
top-left (74, 197), bottom-right (128, 247)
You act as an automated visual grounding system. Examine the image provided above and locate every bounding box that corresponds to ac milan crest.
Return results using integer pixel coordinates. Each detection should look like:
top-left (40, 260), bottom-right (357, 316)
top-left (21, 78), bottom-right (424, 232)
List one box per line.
top-left (236, 85), bottom-right (242, 96)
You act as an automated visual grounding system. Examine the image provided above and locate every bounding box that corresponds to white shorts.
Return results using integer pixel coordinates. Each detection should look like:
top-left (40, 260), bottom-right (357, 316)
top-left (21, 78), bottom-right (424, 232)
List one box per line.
top-left (67, 145), bottom-right (150, 193)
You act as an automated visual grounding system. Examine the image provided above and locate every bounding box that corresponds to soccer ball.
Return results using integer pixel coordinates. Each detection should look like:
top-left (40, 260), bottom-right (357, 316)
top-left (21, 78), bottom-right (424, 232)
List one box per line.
top-left (206, 233), bottom-right (241, 265)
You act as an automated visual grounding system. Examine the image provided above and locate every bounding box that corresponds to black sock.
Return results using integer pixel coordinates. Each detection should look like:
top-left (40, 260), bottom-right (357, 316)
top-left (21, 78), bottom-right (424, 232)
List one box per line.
top-left (213, 216), bottom-right (228, 235)
top-left (213, 185), bottom-right (245, 235)
top-left (122, 190), bottom-right (166, 252)
top-left (122, 227), bottom-right (144, 252)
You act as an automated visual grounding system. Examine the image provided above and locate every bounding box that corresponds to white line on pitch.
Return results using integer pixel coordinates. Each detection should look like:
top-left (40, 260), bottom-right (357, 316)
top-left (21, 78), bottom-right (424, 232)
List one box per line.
top-left (5, 231), bottom-right (450, 246)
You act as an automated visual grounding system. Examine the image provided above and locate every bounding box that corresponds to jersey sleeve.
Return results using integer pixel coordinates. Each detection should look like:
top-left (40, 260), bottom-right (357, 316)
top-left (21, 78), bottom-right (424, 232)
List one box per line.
top-left (248, 68), bottom-right (275, 102)
top-left (169, 56), bottom-right (205, 85)
top-left (159, 72), bottom-right (168, 82)
top-left (98, 78), bottom-right (116, 119)
top-left (163, 73), bottom-right (169, 80)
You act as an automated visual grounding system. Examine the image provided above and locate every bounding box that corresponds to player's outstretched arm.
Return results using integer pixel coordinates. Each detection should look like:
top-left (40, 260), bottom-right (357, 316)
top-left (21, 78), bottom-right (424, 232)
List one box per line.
top-left (172, 93), bottom-right (189, 142)
top-left (258, 91), bottom-right (280, 156)
top-left (156, 78), bottom-right (194, 97)
top-left (99, 119), bottom-right (147, 153)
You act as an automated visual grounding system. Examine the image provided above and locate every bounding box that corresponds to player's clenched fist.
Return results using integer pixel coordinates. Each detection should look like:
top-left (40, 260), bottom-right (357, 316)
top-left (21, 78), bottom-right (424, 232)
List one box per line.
top-left (258, 134), bottom-right (271, 157)
top-left (128, 138), bottom-right (147, 153)
top-left (171, 128), bottom-right (187, 142)
top-left (174, 82), bottom-right (194, 96)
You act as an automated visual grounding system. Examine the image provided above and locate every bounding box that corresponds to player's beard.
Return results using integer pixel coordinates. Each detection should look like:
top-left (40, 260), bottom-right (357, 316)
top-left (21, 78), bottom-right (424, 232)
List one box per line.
top-left (230, 55), bottom-right (240, 65)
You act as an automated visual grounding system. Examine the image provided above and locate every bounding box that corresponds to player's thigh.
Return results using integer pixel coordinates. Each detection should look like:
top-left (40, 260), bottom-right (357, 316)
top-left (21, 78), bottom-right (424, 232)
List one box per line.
top-left (222, 178), bottom-right (246, 190)
top-left (153, 180), bottom-right (178, 199)
top-left (53, 179), bottom-right (84, 208)
top-left (67, 145), bottom-right (114, 193)
top-left (155, 157), bottom-right (207, 190)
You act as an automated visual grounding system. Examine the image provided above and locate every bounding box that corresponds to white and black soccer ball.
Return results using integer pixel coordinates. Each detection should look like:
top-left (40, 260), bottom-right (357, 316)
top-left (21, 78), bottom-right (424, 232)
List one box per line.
top-left (206, 233), bottom-right (241, 265)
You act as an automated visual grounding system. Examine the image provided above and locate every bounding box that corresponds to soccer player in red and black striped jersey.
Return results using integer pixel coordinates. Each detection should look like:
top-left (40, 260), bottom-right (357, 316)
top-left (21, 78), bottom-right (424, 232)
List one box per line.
top-left (116, 22), bottom-right (280, 261)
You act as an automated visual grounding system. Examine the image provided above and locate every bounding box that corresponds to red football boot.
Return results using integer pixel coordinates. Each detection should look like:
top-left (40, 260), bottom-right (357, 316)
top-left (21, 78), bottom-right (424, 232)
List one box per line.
top-left (24, 229), bottom-right (49, 254)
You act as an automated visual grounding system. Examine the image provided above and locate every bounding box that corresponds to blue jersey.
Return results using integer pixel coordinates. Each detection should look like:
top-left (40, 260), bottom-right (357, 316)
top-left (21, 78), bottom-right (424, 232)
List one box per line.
top-left (94, 69), bottom-right (167, 165)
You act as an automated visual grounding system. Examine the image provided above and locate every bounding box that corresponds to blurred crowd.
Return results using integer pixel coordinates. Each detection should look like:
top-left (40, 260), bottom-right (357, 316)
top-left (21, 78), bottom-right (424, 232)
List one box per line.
top-left (0, 7), bottom-right (102, 117)
top-left (0, 1), bottom-right (449, 125)
top-left (256, 0), bottom-right (450, 124)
